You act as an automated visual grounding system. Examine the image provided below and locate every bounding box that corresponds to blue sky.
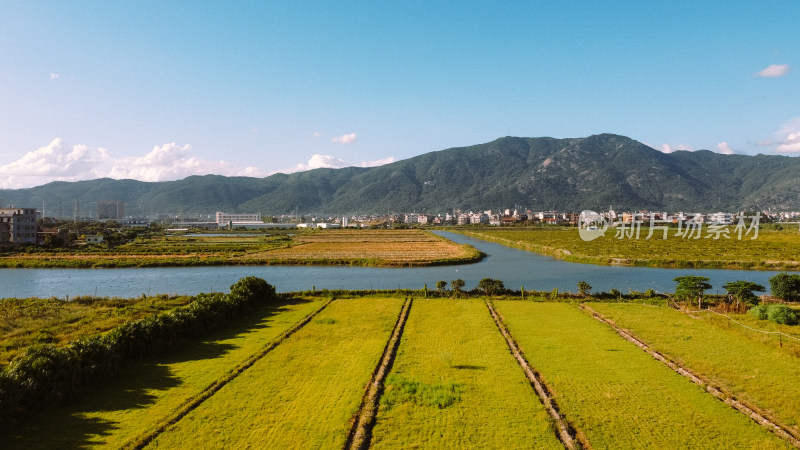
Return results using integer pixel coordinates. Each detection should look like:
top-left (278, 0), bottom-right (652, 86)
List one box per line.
top-left (1, 1), bottom-right (798, 188)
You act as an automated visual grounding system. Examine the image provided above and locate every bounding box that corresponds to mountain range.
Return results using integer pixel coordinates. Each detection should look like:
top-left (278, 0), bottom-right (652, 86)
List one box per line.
top-left (2, 134), bottom-right (800, 217)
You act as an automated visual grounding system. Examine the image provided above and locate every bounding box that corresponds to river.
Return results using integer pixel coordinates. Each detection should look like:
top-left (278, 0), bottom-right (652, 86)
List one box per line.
top-left (0, 231), bottom-right (787, 298)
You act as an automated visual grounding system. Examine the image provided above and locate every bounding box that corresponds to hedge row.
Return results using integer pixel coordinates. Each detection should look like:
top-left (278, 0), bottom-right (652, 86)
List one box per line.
top-left (0, 276), bottom-right (276, 420)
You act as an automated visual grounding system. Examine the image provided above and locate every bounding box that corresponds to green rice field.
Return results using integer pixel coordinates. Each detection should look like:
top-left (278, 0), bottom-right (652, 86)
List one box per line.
top-left (370, 299), bottom-right (561, 449)
top-left (590, 303), bottom-right (800, 434)
top-left (493, 301), bottom-right (789, 448)
top-left (4, 295), bottom-right (799, 448)
top-left (3, 298), bottom-right (326, 448)
top-left (147, 297), bottom-right (404, 448)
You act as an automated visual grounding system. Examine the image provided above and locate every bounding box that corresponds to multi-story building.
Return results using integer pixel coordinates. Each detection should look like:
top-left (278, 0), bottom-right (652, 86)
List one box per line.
top-left (0, 207), bottom-right (38, 244)
top-left (215, 211), bottom-right (262, 227)
top-left (98, 200), bottom-right (125, 220)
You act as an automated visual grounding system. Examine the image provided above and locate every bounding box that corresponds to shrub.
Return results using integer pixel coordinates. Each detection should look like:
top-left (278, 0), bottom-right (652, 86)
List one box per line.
top-left (748, 305), bottom-right (768, 320)
top-left (748, 304), bottom-right (798, 325)
top-left (577, 281), bottom-right (592, 296)
top-left (769, 273), bottom-right (800, 302)
top-left (229, 276), bottom-right (277, 306)
top-left (0, 277), bottom-right (278, 421)
top-left (767, 304), bottom-right (798, 325)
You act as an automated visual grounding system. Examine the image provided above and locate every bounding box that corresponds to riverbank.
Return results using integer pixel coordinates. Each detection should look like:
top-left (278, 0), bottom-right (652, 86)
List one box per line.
top-left (0, 230), bottom-right (484, 269)
top-left (457, 228), bottom-right (800, 271)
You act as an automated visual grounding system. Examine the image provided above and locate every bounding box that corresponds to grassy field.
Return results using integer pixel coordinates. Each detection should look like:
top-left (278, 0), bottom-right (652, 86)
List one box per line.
top-left (5, 294), bottom-right (799, 448)
top-left (494, 301), bottom-right (788, 448)
top-left (370, 299), bottom-right (562, 449)
top-left (2, 297), bottom-right (326, 449)
top-left (459, 226), bottom-right (800, 270)
top-left (0, 229), bottom-right (482, 268)
top-left (147, 297), bottom-right (404, 448)
top-left (0, 295), bottom-right (192, 365)
top-left (589, 303), bottom-right (800, 434)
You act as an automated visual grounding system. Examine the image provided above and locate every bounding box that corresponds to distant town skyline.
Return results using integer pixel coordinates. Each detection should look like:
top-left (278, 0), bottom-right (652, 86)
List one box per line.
top-left (1, 1), bottom-right (798, 189)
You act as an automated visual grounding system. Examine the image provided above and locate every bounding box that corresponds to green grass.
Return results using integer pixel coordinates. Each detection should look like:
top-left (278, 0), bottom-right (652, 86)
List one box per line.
top-left (0, 295), bottom-right (193, 366)
top-left (147, 297), bottom-right (404, 448)
top-left (459, 227), bottom-right (800, 270)
top-left (1, 297), bottom-right (325, 449)
top-left (370, 299), bottom-right (562, 449)
top-left (590, 303), bottom-right (800, 433)
top-left (494, 301), bottom-right (788, 448)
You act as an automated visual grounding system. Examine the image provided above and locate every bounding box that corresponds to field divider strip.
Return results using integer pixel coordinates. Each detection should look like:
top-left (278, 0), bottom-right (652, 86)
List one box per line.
top-left (485, 300), bottom-right (589, 450)
top-left (123, 297), bottom-right (336, 450)
top-left (345, 297), bottom-right (413, 450)
top-left (579, 303), bottom-right (800, 448)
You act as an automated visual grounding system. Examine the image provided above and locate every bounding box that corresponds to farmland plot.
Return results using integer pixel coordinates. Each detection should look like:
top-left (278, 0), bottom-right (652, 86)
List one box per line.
top-left (147, 297), bottom-right (404, 448)
top-left (370, 299), bottom-right (562, 449)
top-left (495, 301), bottom-right (788, 449)
top-left (3, 298), bottom-right (326, 449)
top-left (590, 303), bottom-right (800, 434)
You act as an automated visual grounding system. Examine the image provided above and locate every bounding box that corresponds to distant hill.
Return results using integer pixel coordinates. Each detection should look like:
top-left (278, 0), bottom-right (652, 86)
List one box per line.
top-left (3, 134), bottom-right (800, 217)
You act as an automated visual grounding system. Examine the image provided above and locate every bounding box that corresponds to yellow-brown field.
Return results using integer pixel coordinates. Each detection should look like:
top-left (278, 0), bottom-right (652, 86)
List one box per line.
top-left (260, 230), bottom-right (482, 266)
top-left (0, 229), bottom-right (483, 268)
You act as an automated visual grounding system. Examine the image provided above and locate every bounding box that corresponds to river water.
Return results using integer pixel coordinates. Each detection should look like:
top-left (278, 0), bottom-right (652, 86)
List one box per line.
top-left (0, 231), bottom-right (787, 298)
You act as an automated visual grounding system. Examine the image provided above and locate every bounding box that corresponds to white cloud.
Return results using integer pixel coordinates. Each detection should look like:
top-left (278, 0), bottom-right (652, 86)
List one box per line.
top-left (772, 117), bottom-right (800, 153)
top-left (716, 142), bottom-right (735, 155)
top-left (754, 64), bottom-right (791, 78)
top-left (282, 154), bottom-right (395, 174)
top-left (313, 131), bottom-right (322, 138)
top-left (49, 73), bottom-right (60, 80)
top-left (0, 139), bottom-right (267, 189)
top-left (109, 143), bottom-right (266, 181)
top-left (331, 133), bottom-right (357, 144)
top-left (0, 139), bottom-right (111, 188)
top-left (362, 156), bottom-right (396, 167)
top-left (655, 143), bottom-right (694, 154)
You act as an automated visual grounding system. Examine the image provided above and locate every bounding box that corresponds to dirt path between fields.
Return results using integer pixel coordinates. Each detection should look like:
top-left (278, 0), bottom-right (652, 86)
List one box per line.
top-left (580, 303), bottom-right (800, 449)
top-left (344, 297), bottom-right (413, 450)
top-left (485, 300), bottom-right (590, 450)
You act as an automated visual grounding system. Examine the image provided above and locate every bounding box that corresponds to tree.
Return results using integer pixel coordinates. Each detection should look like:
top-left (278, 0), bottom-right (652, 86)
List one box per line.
top-left (673, 276), bottom-right (711, 309)
top-left (577, 281), bottom-right (592, 297)
top-left (477, 278), bottom-right (505, 296)
top-left (722, 280), bottom-right (765, 308)
top-left (450, 279), bottom-right (465, 297)
top-left (436, 280), bottom-right (447, 293)
top-left (769, 273), bottom-right (800, 302)
top-left (229, 276), bottom-right (276, 305)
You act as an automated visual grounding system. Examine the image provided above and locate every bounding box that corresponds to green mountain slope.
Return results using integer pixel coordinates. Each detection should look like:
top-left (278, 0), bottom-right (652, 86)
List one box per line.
top-left (2, 134), bottom-right (799, 216)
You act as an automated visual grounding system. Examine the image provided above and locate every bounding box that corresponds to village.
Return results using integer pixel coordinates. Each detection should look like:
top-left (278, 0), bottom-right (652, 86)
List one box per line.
top-left (1, 200), bottom-right (799, 246)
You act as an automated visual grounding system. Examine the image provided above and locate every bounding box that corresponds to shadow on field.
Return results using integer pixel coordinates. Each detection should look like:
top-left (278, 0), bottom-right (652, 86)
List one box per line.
top-left (2, 298), bottom-right (312, 449)
top-left (452, 364), bottom-right (487, 370)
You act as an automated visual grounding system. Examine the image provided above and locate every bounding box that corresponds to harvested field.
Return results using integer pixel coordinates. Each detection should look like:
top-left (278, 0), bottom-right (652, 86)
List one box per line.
top-left (260, 229), bottom-right (483, 266)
